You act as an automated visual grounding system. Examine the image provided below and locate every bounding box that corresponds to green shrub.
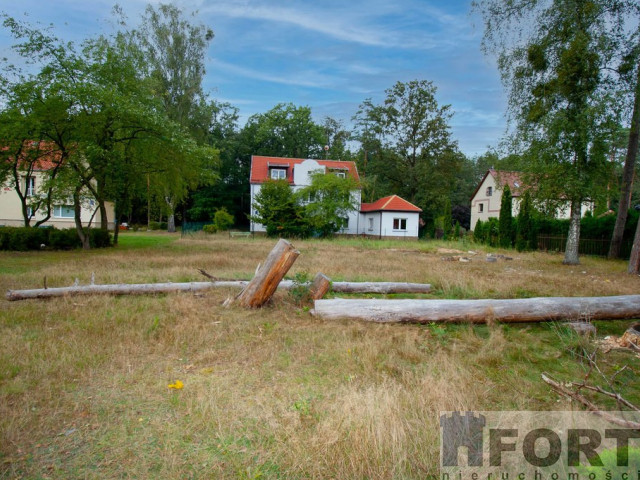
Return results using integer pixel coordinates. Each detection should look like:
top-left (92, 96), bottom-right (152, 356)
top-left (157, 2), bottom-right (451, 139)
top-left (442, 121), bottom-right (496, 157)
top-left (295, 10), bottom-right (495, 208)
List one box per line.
top-left (148, 221), bottom-right (168, 231)
top-left (203, 224), bottom-right (218, 234)
top-left (49, 229), bottom-right (81, 249)
top-left (213, 208), bottom-right (234, 231)
top-left (89, 228), bottom-right (111, 248)
top-left (0, 226), bottom-right (111, 250)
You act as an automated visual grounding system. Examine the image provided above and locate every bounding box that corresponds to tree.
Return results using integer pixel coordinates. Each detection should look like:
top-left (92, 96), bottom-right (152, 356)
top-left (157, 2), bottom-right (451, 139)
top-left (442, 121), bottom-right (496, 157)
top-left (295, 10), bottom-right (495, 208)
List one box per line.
top-left (353, 80), bottom-right (462, 228)
top-left (296, 172), bottom-right (359, 237)
top-left (516, 191), bottom-right (535, 251)
top-left (475, 0), bottom-right (625, 264)
top-left (242, 103), bottom-right (326, 159)
top-left (499, 184), bottom-right (514, 248)
top-left (249, 180), bottom-right (309, 238)
top-left (610, 31), bottom-right (640, 258)
top-left (132, 3), bottom-right (216, 232)
top-left (1, 13), bottom-right (217, 247)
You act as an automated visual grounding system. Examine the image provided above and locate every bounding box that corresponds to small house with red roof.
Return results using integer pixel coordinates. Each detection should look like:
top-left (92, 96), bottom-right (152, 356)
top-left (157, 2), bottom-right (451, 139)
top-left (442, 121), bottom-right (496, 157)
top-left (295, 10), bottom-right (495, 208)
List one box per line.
top-left (249, 155), bottom-right (422, 238)
top-left (360, 195), bottom-right (422, 238)
top-left (470, 169), bottom-right (593, 231)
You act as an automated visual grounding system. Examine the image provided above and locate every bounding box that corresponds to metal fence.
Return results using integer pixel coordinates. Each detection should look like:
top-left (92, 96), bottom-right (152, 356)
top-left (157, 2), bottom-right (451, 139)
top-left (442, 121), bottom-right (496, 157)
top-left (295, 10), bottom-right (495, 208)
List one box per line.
top-left (181, 221), bottom-right (209, 237)
top-left (537, 235), bottom-right (633, 258)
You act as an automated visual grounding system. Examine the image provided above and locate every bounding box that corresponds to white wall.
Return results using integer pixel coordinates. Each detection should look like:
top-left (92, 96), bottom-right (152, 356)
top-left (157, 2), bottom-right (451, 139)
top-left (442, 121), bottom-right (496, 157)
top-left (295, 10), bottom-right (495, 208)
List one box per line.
top-left (358, 211), bottom-right (420, 238)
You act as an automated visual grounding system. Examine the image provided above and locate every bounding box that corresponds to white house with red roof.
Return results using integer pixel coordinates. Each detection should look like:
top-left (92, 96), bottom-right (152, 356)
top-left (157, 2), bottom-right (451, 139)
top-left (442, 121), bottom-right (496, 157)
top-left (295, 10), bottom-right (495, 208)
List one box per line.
top-left (470, 169), bottom-right (593, 231)
top-left (249, 155), bottom-right (422, 238)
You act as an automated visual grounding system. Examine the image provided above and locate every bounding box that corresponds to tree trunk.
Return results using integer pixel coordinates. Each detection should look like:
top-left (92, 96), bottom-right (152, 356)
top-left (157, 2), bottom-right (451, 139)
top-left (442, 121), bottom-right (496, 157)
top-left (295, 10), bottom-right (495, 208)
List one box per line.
top-left (627, 213), bottom-right (640, 274)
top-left (73, 186), bottom-right (90, 250)
top-left (236, 239), bottom-right (300, 308)
top-left (99, 200), bottom-right (108, 231)
top-left (609, 65), bottom-right (640, 259)
top-left (6, 279), bottom-right (433, 301)
top-left (312, 296), bottom-right (640, 324)
top-left (563, 199), bottom-right (581, 265)
top-left (166, 195), bottom-right (176, 233)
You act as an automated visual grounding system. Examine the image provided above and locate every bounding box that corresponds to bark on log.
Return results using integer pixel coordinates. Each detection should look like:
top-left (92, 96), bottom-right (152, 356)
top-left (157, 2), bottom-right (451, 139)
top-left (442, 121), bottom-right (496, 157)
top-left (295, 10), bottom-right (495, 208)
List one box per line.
top-left (309, 273), bottom-right (331, 300)
top-left (312, 295), bottom-right (640, 324)
top-left (329, 282), bottom-right (431, 294)
top-left (6, 280), bottom-right (432, 301)
top-left (6, 281), bottom-right (248, 301)
top-left (236, 238), bottom-right (300, 308)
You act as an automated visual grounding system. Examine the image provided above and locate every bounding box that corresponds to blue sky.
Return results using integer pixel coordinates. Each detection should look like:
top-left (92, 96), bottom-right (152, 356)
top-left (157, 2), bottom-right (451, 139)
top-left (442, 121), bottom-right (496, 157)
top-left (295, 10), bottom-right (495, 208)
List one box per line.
top-left (0, 0), bottom-right (507, 157)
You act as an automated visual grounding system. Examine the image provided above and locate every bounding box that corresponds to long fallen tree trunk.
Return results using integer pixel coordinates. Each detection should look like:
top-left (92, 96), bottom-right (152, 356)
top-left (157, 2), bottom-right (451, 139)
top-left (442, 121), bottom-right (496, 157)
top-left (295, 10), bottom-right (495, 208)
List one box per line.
top-left (312, 296), bottom-right (640, 323)
top-left (6, 280), bottom-right (432, 301)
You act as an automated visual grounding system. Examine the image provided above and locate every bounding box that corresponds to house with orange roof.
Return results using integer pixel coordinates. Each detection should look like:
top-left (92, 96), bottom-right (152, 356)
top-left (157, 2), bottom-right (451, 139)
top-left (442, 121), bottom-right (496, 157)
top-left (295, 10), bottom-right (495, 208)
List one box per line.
top-left (249, 155), bottom-right (422, 238)
top-left (1, 142), bottom-right (114, 228)
top-left (470, 169), bottom-right (593, 231)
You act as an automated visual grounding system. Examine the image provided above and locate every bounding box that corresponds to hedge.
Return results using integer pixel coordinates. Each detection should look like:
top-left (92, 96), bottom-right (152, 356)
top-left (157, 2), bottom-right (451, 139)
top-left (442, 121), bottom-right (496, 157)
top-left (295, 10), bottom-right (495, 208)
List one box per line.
top-left (0, 226), bottom-right (112, 251)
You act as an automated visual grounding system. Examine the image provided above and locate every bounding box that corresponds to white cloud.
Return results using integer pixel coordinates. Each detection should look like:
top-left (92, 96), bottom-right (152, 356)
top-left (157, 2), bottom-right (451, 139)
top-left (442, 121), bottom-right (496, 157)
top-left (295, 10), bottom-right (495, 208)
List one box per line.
top-left (211, 58), bottom-right (342, 89)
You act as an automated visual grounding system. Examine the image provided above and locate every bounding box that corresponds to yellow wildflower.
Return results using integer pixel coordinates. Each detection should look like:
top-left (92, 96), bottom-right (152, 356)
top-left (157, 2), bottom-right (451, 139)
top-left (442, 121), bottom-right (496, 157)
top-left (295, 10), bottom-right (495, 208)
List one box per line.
top-left (168, 380), bottom-right (184, 390)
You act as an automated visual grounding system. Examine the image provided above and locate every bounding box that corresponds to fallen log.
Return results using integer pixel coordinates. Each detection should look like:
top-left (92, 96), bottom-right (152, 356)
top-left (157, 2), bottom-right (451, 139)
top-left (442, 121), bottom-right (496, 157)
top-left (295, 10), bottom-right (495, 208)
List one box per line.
top-left (312, 295), bottom-right (640, 323)
top-left (6, 281), bottom-right (248, 301)
top-left (329, 281), bottom-right (431, 294)
top-left (235, 238), bottom-right (300, 308)
top-left (6, 280), bottom-right (432, 301)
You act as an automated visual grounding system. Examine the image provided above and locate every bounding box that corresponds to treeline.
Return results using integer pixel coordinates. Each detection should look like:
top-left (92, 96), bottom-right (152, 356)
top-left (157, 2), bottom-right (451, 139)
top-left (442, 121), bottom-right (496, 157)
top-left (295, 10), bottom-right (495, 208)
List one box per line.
top-left (0, 5), bottom-right (494, 248)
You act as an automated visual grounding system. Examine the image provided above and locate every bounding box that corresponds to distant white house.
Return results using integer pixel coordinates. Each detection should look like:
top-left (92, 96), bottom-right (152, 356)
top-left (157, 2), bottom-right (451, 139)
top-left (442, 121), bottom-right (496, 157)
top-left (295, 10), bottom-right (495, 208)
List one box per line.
top-left (249, 155), bottom-right (422, 238)
top-left (469, 169), bottom-right (593, 231)
top-left (0, 144), bottom-right (114, 229)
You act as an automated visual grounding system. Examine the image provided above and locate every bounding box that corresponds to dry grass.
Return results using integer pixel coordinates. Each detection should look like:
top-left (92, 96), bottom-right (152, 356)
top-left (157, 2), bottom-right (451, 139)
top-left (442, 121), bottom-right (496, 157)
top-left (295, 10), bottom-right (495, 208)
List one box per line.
top-left (0, 232), bottom-right (638, 479)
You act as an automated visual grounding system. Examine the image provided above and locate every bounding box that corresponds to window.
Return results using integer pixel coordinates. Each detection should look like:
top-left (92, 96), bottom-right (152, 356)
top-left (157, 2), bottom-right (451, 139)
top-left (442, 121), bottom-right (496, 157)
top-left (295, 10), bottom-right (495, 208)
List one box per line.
top-left (26, 206), bottom-right (33, 218)
top-left (393, 218), bottom-right (407, 231)
top-left (334, 171), bottom-right (346, 178)
top-left (54, 205), bottom-right (74, 218)
top-left (25, 176), bottom-right (35, 196)
top-left (368, 217), bottom-right (374, 231)
top-left (270, 168), bottom-right (287, 180)
top-left (478, 203), bottom-right (484, 213)
top-left (486, 186), bottom-right (492, 196)
top-left (306, 191), bottom-right (317, 203)
top-left (340, 217), bottom-right (349, 229)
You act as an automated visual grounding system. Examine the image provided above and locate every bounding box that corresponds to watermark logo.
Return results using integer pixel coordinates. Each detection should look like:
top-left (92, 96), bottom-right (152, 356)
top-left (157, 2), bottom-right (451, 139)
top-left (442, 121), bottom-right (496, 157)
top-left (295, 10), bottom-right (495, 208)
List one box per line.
top-left (440, 411), bottom-right (640, 479)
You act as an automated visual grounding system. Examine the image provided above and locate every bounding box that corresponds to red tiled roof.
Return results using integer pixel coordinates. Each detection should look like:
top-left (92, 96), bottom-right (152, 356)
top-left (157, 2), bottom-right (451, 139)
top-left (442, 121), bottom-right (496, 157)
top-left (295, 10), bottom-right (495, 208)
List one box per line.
top-left (360, 195), bottom-right (422, 213)
top-left (250, 155), bottom-right (360, 184)
top-left (470, 169), bottom-right (524, 201)
top-left (2, 141), bottom-right (64, 171)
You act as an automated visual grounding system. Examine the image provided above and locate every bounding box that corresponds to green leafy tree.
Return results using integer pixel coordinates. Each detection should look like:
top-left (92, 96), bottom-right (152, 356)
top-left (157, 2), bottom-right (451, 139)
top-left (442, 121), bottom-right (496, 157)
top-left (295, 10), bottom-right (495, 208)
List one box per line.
top-left (499, 185), bottom-right (514, 248)
top-left (296, 172), bottom-right (359, 237)
top-left (242, 103), bottom-right (326, 159)
top-left (475, 0), bottom-right (625, 264)
top-left (132, 3), bottom-right (217, 232)
top-left (249, 180), bottom-right (309, 238)
top-left (353, 80), bottom-right (463, 228)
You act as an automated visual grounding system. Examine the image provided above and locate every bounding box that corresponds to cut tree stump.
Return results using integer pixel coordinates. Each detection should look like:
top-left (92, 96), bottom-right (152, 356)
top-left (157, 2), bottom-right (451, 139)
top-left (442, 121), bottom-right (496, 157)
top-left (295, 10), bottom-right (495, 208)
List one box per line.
top-left (308, 273), bottom-right (331, 300)
top-left (235, 238), bottom-right (300, 308)
top-left (312, 295), bottom-right (640, 324)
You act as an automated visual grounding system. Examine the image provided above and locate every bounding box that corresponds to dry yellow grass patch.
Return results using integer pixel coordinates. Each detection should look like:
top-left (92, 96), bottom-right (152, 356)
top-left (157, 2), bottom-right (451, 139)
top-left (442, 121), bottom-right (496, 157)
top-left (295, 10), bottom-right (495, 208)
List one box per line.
top-left (0, 232), bottom-right (638, 478)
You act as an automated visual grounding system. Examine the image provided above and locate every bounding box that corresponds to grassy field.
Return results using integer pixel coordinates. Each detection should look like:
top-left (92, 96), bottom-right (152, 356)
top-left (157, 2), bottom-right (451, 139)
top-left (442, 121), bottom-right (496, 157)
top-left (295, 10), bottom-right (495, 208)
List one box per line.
top-left (1, 232), bottom-right (639, 479)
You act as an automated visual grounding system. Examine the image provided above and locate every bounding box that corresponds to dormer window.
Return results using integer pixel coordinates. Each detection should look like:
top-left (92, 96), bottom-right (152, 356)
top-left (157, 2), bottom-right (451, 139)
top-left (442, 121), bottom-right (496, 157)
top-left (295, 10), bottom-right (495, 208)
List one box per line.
top-left (270, 168), bottom-right (287, 180)
top-left (486, 186), bottom-right (492, 196)
top-left (334, 171), bottom-right (346, 179)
